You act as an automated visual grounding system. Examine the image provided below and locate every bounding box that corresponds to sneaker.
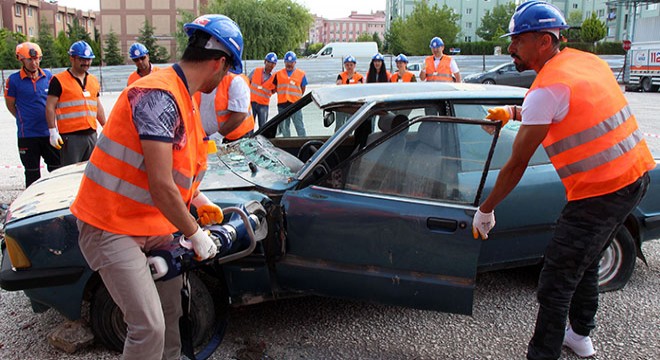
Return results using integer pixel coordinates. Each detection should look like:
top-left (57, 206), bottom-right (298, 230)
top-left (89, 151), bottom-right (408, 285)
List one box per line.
top-left (563, 326), bottom-right (596, 358)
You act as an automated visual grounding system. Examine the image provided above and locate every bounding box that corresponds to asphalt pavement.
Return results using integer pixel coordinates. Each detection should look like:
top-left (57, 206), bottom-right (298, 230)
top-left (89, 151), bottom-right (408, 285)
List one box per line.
top-left (0, 90), bottom-right (658, 360)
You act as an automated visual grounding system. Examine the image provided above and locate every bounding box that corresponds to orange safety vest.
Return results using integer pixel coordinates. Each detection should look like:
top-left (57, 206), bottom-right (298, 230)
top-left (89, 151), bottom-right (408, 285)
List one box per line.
top-left (424, 55), bottom-right (453, 82)
top-left (53, 70), bottom-right (100, 133)
top-left (70, 67), bottom-right (208, 236)
top-left (126, 65), bottom-right (160, 86)
top-left (338, 71), bottom-right (364, 85)
top-left (274, 68), bottom-right (305, 104)
top-left (390, 71), bottom-right (415, 83)
top-left (249, 67), bottom-right (274, 105)
top-left (193, 73), bottom-right (255, 141)
top-left (531, 48), bottom-right (655, 201)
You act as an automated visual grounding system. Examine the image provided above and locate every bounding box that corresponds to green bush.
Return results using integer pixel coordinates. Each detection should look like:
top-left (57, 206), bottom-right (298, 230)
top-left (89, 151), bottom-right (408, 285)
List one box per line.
top-left (444, 41), bottom-right (511, 55)
top-left (561, 41), bottom-right (626, 55)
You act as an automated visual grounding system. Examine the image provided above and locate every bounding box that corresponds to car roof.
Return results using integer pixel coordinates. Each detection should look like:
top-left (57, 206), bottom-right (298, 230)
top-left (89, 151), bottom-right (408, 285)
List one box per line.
top-left (311, 82), bottom-right (527, 108)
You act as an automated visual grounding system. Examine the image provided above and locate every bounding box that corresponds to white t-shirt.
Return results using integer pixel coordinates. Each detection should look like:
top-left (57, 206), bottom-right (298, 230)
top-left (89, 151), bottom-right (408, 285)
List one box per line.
top-left (199, 75), bottom-right (251, 136)
top-left (521, 83), bottom-right (570, 125)
top-left (433, 56), bottom-right (460, 73)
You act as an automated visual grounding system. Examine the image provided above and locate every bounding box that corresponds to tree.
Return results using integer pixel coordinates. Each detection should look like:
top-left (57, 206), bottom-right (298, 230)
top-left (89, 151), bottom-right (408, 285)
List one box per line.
top-left (385, 0), bottom-right (460, 56)
top-left (37, 16), bottom-right (58, 69)
top-left (567, 10), bottom-right (583, 27)
top-left (372, 32), bottom-right (382, 52)
top-left (137, 19), bottom-right (170, 63)
top-left (54, 30), bottom-right (71, 67)
top-left (476, 2), bottom-right (516, 41)
top-left (205, 0), bottom-right (313, 60)
top-left (103, 29), bottom-right (123, 65)
top-left (303, 42), bottom-right (323, 56)
top-left (580, 12), bottom-right (606, 46)
top-left (175, 10), bottom-right (196, 59)
top-left (356, 33), bottom-right (372, 42)
top-left (66, 17), bottom-right (101, 65)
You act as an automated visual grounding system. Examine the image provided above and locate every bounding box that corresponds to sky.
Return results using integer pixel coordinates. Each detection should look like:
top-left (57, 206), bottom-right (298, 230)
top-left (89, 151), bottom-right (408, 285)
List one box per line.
top-left (52, 0), bottom-right (386, 19)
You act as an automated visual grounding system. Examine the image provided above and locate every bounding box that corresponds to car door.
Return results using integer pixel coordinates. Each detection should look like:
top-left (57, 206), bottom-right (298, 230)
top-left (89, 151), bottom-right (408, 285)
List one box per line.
top-left (275, 116), bottom-right (501, 315)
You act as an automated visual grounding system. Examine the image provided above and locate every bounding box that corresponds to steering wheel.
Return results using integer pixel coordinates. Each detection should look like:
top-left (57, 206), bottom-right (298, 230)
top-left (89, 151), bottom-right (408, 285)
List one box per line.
top-left (296, 140), bottom-right (341, 174)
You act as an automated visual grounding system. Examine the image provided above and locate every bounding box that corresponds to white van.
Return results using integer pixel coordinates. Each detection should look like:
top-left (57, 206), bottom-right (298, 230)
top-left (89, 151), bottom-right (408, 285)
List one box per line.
top-left (309, 42), bottom-right (379, 59)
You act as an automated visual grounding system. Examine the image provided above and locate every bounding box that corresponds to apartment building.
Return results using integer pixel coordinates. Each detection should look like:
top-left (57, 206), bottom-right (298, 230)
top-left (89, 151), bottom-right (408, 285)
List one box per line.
top-left (1, 0), bottom-right (96, 39)
top-left (385, 0), bottom-right (660, 42)
top-left (98, 0), bottom-right (208, 63)
top-left (315, 10), bottom-right (386, 44)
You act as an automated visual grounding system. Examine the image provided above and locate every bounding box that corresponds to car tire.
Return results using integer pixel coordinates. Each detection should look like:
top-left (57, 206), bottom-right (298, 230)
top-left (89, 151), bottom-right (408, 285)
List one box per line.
top-left (641, 77), bottom-right (653, 92)
top-left (482, 79), bottom-right (496, 85)
top-left (90, 272), bottom-right (218, 353)
top-left (598, 227), bottom-right (636, 292)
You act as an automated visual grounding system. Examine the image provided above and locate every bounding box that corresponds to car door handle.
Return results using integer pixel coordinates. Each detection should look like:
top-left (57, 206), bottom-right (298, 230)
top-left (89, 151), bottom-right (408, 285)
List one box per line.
top-left (427, 218), bottom-right (458, 232)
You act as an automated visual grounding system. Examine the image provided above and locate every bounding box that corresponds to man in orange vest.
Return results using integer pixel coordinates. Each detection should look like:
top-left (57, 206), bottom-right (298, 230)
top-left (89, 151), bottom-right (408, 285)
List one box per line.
top-left (419, 36), bottom-right (461, 83)
top-left (127, 42), bottom-right (160, 86)
top-left (248, 52), bottom-right (277, 129)
top-left (45, 41), bottom-right (106, 166)
top-left (268, 51), bottom-right (308, 137)
top-left (70, 15), bottom-right (244, 360)
top-left (473, 2), bottom-right (655, 359)
top-left (196, 71), bottom-right (254, 142)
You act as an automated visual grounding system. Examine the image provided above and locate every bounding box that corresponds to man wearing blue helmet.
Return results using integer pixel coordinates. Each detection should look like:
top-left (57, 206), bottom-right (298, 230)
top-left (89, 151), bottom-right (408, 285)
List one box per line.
top-left (46, 40), bottom-right (106, 166)
top-left (267, 50), bottom-right (308, 137)
top-left (420, 36), bottom-right (461, 82)
top-left (127, 42), bottom-right (160, 86)
top-left (70, 14), bottom-right (244, 360)
top-left (474, 2), bottom-right (654, 359)
top-left (248, 52), bottom-right (278, 128)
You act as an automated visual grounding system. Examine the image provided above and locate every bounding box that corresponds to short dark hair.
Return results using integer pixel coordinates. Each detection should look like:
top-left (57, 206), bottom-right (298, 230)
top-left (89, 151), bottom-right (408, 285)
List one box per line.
top-left (181, 30), bottom-right (232, 63)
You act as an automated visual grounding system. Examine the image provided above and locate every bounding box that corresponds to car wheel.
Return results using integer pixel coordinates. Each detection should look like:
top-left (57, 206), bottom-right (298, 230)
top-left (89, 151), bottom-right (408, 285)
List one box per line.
top-left (90, 272), bottom-right (219, 353)
top-left (641, 77), bottom-right (653, 92)
top-left (482, 79), bottom-right (496, 85)
top-left (598, 227), bottom-right (636, 292)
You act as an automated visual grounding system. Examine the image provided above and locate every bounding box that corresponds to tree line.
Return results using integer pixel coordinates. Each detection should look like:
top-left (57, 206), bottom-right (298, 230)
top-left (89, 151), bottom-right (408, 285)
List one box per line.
top-left (1, 0), bottom-right (612, 71)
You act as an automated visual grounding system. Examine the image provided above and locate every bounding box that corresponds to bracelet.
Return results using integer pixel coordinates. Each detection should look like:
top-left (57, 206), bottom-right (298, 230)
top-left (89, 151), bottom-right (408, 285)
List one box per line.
top-left (510, 105), bottom-right (517, 121)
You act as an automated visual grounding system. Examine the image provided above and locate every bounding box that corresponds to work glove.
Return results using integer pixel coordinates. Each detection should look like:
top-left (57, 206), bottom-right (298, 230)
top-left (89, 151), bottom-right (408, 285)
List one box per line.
top-left (180, 226), bottom-right (218, 261)
top-left (49, 128), bottom-right (63, 149)
top-left (192, 193), bottom-right (224, 226)
top-left (485, 106), bottom-right (513, 127)
top-left (472, 208), bottom-right (495, 240)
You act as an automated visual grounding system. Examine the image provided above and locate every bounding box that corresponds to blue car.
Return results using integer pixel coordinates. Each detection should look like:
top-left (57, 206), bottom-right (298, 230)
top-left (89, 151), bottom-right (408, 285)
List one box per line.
top-left (2, 82), bottom-right (659, 353)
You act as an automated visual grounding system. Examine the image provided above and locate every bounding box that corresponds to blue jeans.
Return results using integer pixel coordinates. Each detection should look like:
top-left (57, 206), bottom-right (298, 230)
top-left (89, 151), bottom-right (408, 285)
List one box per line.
top-left (252, 102), bottom-right (269, 129)
top-left (277, 103), bottom-right (306, 137)
top-left (526, 173), bottom-right (650, 360)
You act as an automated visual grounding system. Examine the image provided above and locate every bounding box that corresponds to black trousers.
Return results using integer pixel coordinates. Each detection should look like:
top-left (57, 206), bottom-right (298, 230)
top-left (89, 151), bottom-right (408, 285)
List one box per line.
top-left (17, 137), bottom-right (61, 187)
top-left (527, 172), bottom-right (650, 360)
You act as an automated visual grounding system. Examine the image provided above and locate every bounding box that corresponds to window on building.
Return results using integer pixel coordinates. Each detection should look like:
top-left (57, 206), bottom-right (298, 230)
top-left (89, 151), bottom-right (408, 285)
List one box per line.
top-left (57, 13), bottom-right (61, 22)
top-left (466, 8), bottom-right (472, 15)
top-left (29, 27), bottom-right (34, 36)
top-left (466, 22), bottom-right (472, 29)
top-left (15, 4), bottom-right (22, 16)
top-left (17, 25), bottom-right (24, 33)
top-left (27, 7), bottom-right (33, 17)
top-left (465, 36), bottom-right (472, 42)
top-left (572, 3), bottom-right (578, 9)
top-left (598, 9), bottom-right (604, 17)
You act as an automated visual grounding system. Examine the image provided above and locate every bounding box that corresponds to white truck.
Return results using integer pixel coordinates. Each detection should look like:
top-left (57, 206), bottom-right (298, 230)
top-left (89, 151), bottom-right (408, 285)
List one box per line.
top-left (629, 41), bottom-right (660, 92)
top-left (309, 42), bottom-right (379, 60)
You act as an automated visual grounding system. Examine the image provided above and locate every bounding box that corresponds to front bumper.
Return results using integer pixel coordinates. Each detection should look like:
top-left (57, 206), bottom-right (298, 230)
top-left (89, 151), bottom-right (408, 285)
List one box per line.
top-left (0, 247), bottom-right (85, 291)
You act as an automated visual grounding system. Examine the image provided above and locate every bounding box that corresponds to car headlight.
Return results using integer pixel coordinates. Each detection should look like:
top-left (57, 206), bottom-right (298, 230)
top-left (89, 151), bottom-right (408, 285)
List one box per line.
top-left (4, 235), bottom-right (31, 269)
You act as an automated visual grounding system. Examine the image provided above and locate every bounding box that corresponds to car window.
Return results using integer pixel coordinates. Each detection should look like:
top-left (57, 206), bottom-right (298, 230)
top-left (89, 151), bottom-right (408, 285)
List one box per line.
top-left (321, 119), bottom-right (496, 205)
top-left (321, 47), bottom-right (332, 55)
top-left (273, 100), bottom-right (336, 138)
top-left (453, 103), bottom-right (549, 169)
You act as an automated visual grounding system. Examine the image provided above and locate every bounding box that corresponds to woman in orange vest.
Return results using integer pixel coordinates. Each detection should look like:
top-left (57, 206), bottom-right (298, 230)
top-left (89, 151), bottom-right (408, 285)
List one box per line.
top-left (390, 54), bottom-right (417, 83)
top-left (475, 3), bottom-right (654, 359)
top-left (366, 53), bottom-right (390, 83)
top-left (195, 72), bottom-right (255, 142)
top-left (420, 37), bottom-right (461, 82)
top-left (336, 55), bottom-right (364, 85)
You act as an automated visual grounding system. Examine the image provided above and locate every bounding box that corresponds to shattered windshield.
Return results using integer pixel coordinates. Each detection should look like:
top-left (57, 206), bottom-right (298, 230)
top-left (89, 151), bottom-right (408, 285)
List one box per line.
top-left (201, 136), bottom-right (304, 191)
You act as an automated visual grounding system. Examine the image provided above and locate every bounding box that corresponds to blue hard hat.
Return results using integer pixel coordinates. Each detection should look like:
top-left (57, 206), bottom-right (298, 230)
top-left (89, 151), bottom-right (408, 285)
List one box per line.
top-left (284, 51), bottom-right (297, 62)
top-left (184, 14), bottom-right (244, 74)
top-left (395, 54), bottom-right (409, 63)
top-left (502, 1), bottom-right (569, 37)
top-left (343, 55), bottom-right (356, 64)
top-left (429, 37), bottom-right (444, 48)
top-left (129, 43), bottom-right (149, 59)
top-left (372, 53), bottom-right (384, 61)
top-left (68, 41), bottom-right (95, 59)
top-left (265, 52), bottom-right (278, 64)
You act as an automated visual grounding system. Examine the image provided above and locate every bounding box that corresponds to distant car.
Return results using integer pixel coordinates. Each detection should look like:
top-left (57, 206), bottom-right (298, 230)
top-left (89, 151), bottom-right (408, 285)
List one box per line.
top-left (406, 62), bottom-right (422, 72)
top-left (463, 62), bottom-right (537, 88)
top-left (2, 82), bottom-right (659, 354)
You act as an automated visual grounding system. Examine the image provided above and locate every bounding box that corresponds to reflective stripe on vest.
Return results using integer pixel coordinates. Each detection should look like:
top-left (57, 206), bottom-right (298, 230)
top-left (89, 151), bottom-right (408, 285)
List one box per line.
top-left (531, 48), bottom-right (655, 201)
top-left (213, 73), bottom-right (255, 140)
top-left (339, 71), bottom-right (363, 85)
top-left (424, 56), bottom-right (453, 82)
top-left (391, 71), bottom-right (414, 83)
top-left (249, 68), bottom-right (272, 105)
top-left (276, 69), bottom-right (304, 104)
top-left (53, 71), bottom-right (99, 133)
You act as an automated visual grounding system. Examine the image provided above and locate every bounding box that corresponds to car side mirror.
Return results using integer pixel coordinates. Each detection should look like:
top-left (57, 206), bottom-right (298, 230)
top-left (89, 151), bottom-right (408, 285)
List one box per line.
top-left (497, 69), bottom-right (505, 74)
top-left (323, 111), bottom-right (336, 127)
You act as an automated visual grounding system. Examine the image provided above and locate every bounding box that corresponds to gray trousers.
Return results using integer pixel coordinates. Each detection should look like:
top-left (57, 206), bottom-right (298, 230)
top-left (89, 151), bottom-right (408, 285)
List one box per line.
top-left (77, 220), bottom-right (182, 360)
top-left (61, 131), bottom-right (97, 166)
